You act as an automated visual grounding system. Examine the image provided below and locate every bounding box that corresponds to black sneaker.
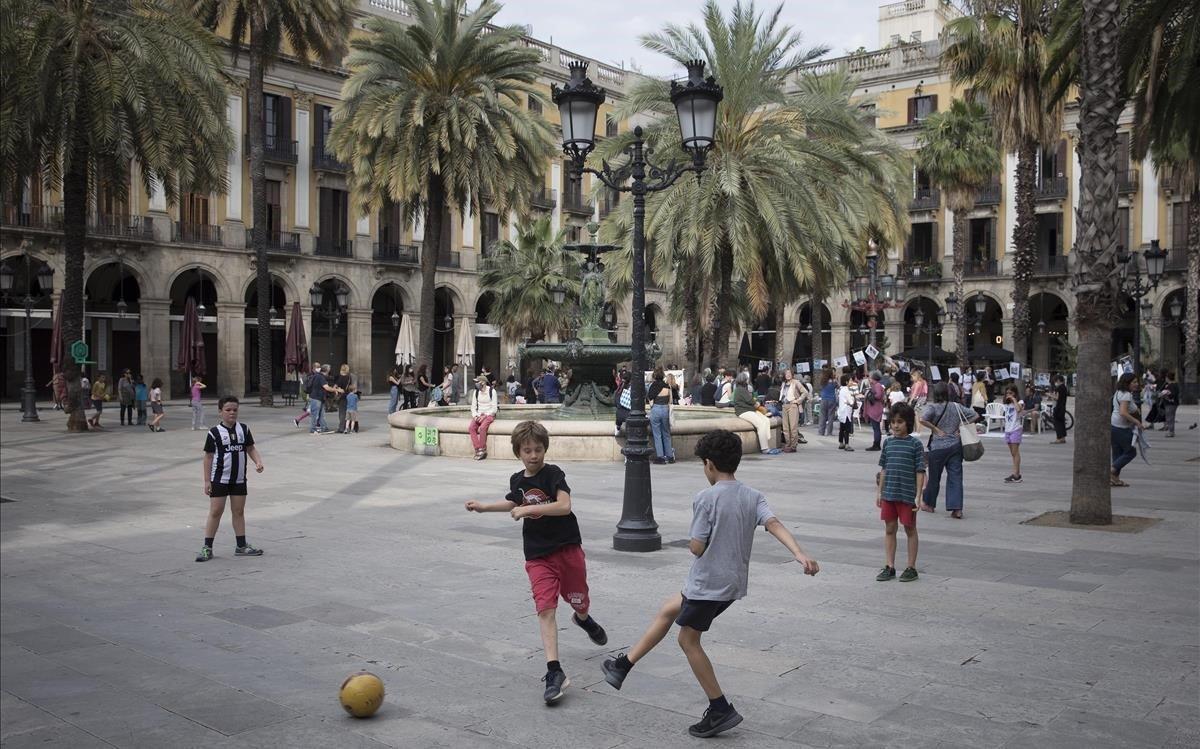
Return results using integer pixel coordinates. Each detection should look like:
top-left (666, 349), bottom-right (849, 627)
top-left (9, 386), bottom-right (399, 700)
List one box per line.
top-left (601, 655), bottom-right (632, 690)
top-left (899, 567), bottom-right (919, 582)
top-left (541, 669), bottom-right (568, 704)
top-left (195, 546), bottom-right (213, 563)
top-left (876, 565), bottom-right (896, 581)
top-left (235, 544), bottom-right (263, 556)
top-left (572, 613), bottom-right (608, 646)
top-left (1004, 474), bottom-right (1023, 484)
top-left (688, 704), bottom-right (743, 738)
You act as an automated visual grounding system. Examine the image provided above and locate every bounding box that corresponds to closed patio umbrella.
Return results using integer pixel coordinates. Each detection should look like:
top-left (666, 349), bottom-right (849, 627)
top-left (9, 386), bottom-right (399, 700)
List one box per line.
top-left (455, 316), bottom-right (474, 367)
top-left (176, 297), bottom-right (206, 379)
top-left (394, 314), bottom-right (416, 366)
top-left (284, 301), bottom-right (309, 376)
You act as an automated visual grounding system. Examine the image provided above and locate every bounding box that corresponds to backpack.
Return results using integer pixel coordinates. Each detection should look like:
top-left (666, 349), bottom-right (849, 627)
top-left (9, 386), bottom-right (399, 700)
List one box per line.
top-left (430, 385), bottom-right (444, 403)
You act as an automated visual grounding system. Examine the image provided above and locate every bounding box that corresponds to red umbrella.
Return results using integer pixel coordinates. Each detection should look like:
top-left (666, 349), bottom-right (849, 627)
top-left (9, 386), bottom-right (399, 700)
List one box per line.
top-left (50, 294), bottom-right (65, 375)
top-left (284, 301), bottom-right (308, 375)
top-left (176, 297), bottom-right (206, 377)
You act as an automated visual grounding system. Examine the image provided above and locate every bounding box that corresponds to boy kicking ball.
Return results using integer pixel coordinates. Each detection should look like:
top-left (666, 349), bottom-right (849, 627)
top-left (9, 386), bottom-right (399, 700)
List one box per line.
top-left (196, 396), bottom-right (265, 562)
top-left (465, 420), bottom-right (607, 705)
top-left (601, 429), bottom-right (819, 738)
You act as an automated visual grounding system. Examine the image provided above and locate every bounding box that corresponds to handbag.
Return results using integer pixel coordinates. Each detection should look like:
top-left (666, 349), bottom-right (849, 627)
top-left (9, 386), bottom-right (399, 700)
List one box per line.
top-left (430, 385), bottom-right (444, 403)
top-left (960, 406), bottom-right (984, 461)
top-left (619, 386), bottom-right (631, 410)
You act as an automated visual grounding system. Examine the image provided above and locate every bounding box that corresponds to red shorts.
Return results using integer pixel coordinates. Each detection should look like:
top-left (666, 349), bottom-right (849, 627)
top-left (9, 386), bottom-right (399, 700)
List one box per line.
top-left (525, 544), bottom-right (590, 614)
top-left (880, 499), bottom-right (917, 527)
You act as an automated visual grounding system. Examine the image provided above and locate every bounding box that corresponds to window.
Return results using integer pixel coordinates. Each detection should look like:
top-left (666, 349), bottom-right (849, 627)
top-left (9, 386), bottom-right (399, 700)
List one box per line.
top-left (316, 104), bottom-right (335, 155)
top-left (858, 103), bottom-right (877, 128)
top-left (379, 199), bottom-right (403, 246)
top-left (1039, 139), bottom-right (1067, 183)
top-left (1117, 207), bottom-right (1130, 251)
top-left (265, 180), bottom-right (282, 236)
top-left (907, 95), bottom-right (937, 124)
top-left (562, 163), bottom-right (582, 206)
top-left (182, 193), bottom-right (210, 227)
top-left (483, 211), bottom-right (500, 252)
top-left (528, 95), bottom-right (542, 115)
top-left (319, 188), bottom-right (348, 246)
top-left (907, 223), bottom-right (935, 263)
top-left (262, 94), bottom-right (292, 148)
top-left (605, 115), bottom-right (618, 138)
top-left (910, 30), bottom-right (921, 42)
top-left (568, 225), bottom-right (581, 243)
top-left (1171, 202), bottom-right (1187, 250)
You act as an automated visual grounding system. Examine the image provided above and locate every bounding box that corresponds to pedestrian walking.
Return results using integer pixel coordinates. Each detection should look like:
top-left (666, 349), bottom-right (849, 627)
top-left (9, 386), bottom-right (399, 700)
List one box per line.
top-left (464, 421), bottom-right (608, 705)
top-left (195, 396), bottom-right (265, 563)
top-left (148, 378), bottom-right (165, 432)
top-left (647, 367), bottom-right (677, 463)
top-left (779, 369), bottom-right (808, 452)
top-left (293, 361), bottom-right (320, 427)
top-left (836, 374), bottom-right (858, 451)
top-left (919, 383), bottom-right (980, 519)
top-left (1160, 371), bottom-right (1179, 437)
top-left (971, 377), bottom-right (988, 419)
top-left (1050, 374), bottom-right (1069, 443)
top-left (1110, 373), bottom-right (1143, 487)
top-left (134, 374), bottom-right (148, 425)
top-left (599, 429), bottom-right (818, 738)
top-left (469, 375), bottom-right (498, 459)
top-left (118, 370), bottom-right (135, 425)
top-left (863, 371), bottom-right (886, 451)
top-left (189, 376), bottom-right (206, 431)
top-left (47, 372), bottom-right (67, 411)
top-left (907, 369), bottom-right (928, 436)
top-left (818, 368), bottom-right (837, 437)
top-left (306, 364), bottom-right (334, 434)
top-left (875, 403), bottom-right (925, 583)
top-left (1002, 385), bottom-right (1024, 483)
top-left (343, 384), bottom-right (360, 434)
top-left (88, 374), bottom-right (109, 428)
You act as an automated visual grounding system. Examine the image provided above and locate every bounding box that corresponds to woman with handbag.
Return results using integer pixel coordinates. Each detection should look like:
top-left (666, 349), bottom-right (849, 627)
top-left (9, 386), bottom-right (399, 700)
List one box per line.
top-left (919, 382), bottom-right (981, 519)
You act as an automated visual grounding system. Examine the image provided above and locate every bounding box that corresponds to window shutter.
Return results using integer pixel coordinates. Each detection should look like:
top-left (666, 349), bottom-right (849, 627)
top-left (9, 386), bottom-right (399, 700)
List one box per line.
top-left (907, 97), bottom-right (917, 124)
top-left (1117, 131), bottom-right (1130, 173)
top-left (319, 188), bottom-right (332, 241)
top-left (1056, 139), bottom-right (1067, 177)
top-left (929, 94), bottom-right (938, 114)
top-left (279, 97), bottom-right (292, 140)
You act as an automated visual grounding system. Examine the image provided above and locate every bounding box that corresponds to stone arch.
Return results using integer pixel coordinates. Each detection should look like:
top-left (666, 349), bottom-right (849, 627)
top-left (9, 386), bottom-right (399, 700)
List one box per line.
top-left (311, 272), bottom-right (356, 309)
top-left (901, 295), bottom-right (944, 358)
top-left (85, 261), bottom-right (143, 317)
top-left (794, 300), bottom-right (832, 365)
top-left (84, 254), bottom-right (152, 299)
top-left (1158, 286), bottom-right (1188, 373)
top-left (960, 288), bottom-right (1007, 318)
top-left (1027, 291), bottom-right (1070, 370)
top-left (240, 272), bottom-right (298, 310)
top-left (166, 263), bottom-right (232, 307)
top-left (435, 281), bottom-right (467, 316)
top-left (368, 278), bottom-right (416, 313)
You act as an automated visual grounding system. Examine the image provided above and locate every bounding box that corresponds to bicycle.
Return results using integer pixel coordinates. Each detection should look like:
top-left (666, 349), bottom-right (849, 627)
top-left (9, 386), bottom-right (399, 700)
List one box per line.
top-left (1039, 403), bottom-right (1073, 432)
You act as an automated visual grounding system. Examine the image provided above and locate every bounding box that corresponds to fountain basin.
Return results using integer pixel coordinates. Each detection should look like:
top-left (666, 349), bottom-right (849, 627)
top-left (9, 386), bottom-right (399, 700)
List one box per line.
top-left (387, 405), bottom-right (781, 461)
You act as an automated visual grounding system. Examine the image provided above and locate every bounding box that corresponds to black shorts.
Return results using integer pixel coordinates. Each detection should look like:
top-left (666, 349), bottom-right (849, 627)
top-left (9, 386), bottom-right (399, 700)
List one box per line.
top-left (675, 595), bottom-right (734, 632)
top-left (209, 482), bottom-right (247, 498)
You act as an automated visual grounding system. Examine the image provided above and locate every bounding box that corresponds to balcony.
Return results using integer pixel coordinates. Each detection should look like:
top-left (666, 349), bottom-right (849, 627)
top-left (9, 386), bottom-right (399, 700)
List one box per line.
top-left (1, 203), bottom-right (63, 231)
top-left (975, 183), bottom-right (1001, 206)
top-left (963, 259), bottom-right (998, 277)
top-left (562, 195), bottom-right (593, 217)
top-left (1034, 253), bottom-right (1069, 275)
top-left (245, 228), bottom-right (300, 253)
top-left (374, 243), bottom-right (418, 265)
top-left (1165, 248), bottom-right (1189, 272)
top-left (1036, 176), bottom-right (1068, 201)
top-left (531, 187), bottom-right (557, 210)
top-left (244, 134), bottom-right (298, 165)
top-left (90, 214), bottom-right (156, 240)
top-left (1118, 169), bottom-right (1139, 195)
top-left (437, 250), bottom-right (461, 268)
top-left (897, 259), bottom-right (942, 281)
top-left (910, 187), bottom-right (940, 211)
top-left (1, 205), bottom-right (157, 243)
top-left (315, 237), bottom-right (352, 257)
top-left (312, 144), bottom-right (348, 173)
top-left (172, 221), bottom-right (222, 246)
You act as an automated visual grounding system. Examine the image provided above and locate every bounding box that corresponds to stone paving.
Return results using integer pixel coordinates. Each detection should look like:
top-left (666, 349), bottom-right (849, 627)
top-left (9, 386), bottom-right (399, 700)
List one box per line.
top-left (1, 397), bottom-right (1198, 748)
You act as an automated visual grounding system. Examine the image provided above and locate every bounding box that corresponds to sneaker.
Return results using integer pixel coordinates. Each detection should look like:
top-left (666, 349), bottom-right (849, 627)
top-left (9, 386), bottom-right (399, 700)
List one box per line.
top-left (688, 704), bottom-right (743, 738)
top-left (601, 655), bottom-right (632, 690)
top-left (195, 546), bottom-right (213, 563)
top-left (876, 566), bottom-right (896, 581)
top-left (572, 613), bottom-right (608, 646)
top-left (541, 669), bottom-right (569, 704)
top-left (235, 544), bottom-right (263, 556)
top-left (1004, 474), bottom-right (1023, 484)
top-left (293, 418), bottom-right (300, 428)
top-left (653, 457), bottom-right (667, 465)
top-left (865, 445), bottom-right (881, 452)
top-left (899, 567), bottom-right (919, 582)
top-left (782, 446), bottom-right (797, 453)
top-left (843, 445), bottom-right (855, 452)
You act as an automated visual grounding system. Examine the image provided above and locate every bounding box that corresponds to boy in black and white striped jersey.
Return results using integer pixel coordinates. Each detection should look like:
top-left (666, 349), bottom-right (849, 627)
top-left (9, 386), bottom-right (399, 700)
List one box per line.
top-left (196, 396), bottom-right (265, 562)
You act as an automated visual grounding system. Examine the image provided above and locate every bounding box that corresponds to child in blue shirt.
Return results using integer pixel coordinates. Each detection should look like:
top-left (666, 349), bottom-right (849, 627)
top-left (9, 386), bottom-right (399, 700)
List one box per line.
top-left (344, 387), bottom-right (359, 435)
top-left (134, 375), bottom-right (149, 425)
top-left (876, 402), bottom-right (926, 582)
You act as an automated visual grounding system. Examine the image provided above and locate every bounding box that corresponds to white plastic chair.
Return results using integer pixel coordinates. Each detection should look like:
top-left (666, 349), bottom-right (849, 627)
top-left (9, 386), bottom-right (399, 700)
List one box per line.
top-left (984, 402), bottom-right (1006, 433)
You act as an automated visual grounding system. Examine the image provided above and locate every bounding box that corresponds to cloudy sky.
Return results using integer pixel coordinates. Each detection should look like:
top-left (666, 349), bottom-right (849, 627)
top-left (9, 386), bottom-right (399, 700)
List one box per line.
top-left (491, 1), bottom-right (882, 75)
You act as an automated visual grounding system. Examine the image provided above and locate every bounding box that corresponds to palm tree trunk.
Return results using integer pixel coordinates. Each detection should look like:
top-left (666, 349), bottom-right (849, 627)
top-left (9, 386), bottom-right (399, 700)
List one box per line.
top-left (61, 124), bottom-right (89, 432)
top-left (1184, 192), bottom-right (1199, 394)
top-left (683, 288), bottom-right (699, 373)
top-left (773, 302), bottom-right (787, 369)
top-left (248, 30), bottom-right (273, 406)
top-left (953, 209), bottom-right (968, 365)
top-left (709, 242), bottom-right (733, 367)
top-left (418, 173), bottom-right (446, 370)
top-left (811, 298), bottom-right (825, 366)
top-left (1070, 0), bottom-right (1123, 525)
top-left (1011, 140), bottom-right (1038, 362)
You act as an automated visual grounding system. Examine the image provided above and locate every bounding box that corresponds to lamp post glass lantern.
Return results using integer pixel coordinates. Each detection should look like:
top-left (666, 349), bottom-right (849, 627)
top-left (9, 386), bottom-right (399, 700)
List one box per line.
top-left (844, 242), bottom-right (904, 350)
top-left (310, 282), bottom-right (349, 364)
top-left (1117, 240), bottom-right (1169, 374)
top-left (1, 253), bottom-right (54, 422)
top-left (553, 59), bottom-right (721, 552)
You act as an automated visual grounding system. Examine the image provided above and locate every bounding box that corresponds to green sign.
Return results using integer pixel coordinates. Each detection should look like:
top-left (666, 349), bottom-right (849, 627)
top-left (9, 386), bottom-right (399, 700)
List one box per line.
top-left (69, 340), bottom-right (93, 364)
top-left (414, 426), bottom-right (439, 447)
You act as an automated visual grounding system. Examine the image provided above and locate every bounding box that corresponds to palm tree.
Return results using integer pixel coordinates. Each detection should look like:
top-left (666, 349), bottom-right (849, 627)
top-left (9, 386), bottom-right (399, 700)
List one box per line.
top-left (192, 0), bottom-right (353, 407)
top-left (917, 100), bottom-right (1001, 364)
top-left (943, 1), bottom-right (1067, 364)
top-left (479, 216), bottom-right (579, 342)
top-left (597, 2), bottom-right (909, 369)
top-left (330, 0), bottom-right (556, 371)
top-left (2, 0), bottom-right (231, 431)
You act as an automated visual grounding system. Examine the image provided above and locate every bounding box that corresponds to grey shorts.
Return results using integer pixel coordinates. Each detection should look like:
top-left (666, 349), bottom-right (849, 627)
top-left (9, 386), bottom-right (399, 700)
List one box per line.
top-left (151, 403), bottom-right (164, 415)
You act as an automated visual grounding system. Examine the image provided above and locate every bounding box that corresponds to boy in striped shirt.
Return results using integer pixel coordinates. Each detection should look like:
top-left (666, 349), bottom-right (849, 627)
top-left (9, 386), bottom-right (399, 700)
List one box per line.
top-left (196, 396), bottom-right (265, 562)
top-left (875, 402), bottom-right (925, 582)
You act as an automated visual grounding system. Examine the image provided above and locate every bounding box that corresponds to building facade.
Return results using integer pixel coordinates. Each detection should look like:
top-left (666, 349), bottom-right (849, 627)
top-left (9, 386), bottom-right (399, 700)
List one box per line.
top-left (0, 0), bottom-right (680, 400)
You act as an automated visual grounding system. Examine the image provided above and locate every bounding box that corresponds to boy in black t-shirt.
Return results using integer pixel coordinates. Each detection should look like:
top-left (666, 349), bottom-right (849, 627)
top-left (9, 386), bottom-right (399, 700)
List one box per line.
top-left (465, 420), bottom-right (607, 704)
top-left (196, 396), bottom-right (265, 562)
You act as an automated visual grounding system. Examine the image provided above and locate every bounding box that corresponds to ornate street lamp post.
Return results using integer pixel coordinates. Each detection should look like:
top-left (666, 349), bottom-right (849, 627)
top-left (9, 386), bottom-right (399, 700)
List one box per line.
top-left (309, 282), bottom-right (349, 364)
top-left (845, 239), bottom-right (905, 351)
top-left (912, 306), bottom-right (947, 364)
top-left (1117, 240), bottom-right (1168, 374)
top-left (553, 60), bottom-right (722, 552)
top-left (0, 253), bottom-right (54, 422)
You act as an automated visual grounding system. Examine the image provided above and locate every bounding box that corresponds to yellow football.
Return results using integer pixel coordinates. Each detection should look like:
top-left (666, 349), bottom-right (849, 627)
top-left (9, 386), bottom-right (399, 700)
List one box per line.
top-left (338, 672), bottom-right (385, 718)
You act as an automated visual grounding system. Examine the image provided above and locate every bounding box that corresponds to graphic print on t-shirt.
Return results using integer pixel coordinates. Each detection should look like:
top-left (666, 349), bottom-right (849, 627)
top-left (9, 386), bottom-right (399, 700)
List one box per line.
top-left (517, 486), bottom-right (550, 519)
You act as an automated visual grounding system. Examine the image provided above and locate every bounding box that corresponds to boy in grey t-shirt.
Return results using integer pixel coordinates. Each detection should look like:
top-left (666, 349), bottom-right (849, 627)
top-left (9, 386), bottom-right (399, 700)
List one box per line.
top-left (600, 429), bottom-right (820, 739)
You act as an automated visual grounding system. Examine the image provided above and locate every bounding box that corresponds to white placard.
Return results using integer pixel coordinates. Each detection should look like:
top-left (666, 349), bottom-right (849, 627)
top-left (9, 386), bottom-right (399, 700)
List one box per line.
top-left (995, 367), bottom-right (1011, 380)
top-left (814, 359), bottom-right (827, 369)
top-left (1009, 362), bottom-right (1022, 379)
top-left (796, 362), bottom-right (810, 373)
top-left (833, 356), bottom-right (848, 368)
top-left (853, 350), bottom-right (867, 366)
top-left (930, 365), bottom-right (942, 381)
top-left (1036, 373), bottom-right (1050, 387)
top-left (1111, 362), bottom-right (1120, 376)
top-left (865, 344), bottom-right (880, 360)
top-left (948, 367), bottom-right (961, 378)
top-left (898, 360), bottom-right (910, 372)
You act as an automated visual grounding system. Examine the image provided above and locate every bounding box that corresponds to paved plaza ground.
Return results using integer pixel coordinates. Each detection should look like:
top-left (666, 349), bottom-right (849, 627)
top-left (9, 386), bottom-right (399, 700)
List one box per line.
top-left (1, 397), bottom-right (1198, 748)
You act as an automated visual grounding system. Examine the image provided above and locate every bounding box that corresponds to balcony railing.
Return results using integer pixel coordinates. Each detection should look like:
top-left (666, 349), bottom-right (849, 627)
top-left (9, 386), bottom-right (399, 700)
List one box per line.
top-left (437, 250), bottom-right (461, 268)
top-left (312, 144), bottom-right (348, 173)
top-left (1118, 169), bottom-right (1139, 195)
top-left (562, 195), bottom-right (593, 216)
top-left (244, 134), bottom-right (298, 165)
top-left (374, 243), bottom-right (418, 264)
top-left (1, 203), bottom-right (63, 231)
top-left (963, 258), bottom-right (997, 277)
top-left (315, 237), bottom-right (352, 257)
top-left (975, 183), bottom-right (1001, 206)
top-left (89, 214), bottom-right (155, 240)
top-left (897, 259), bottom-right (941, 281)
top-left (1034, 253), bottom-right (1069, 274)
top-left (531, 187), bottom-right (557, 210)
top-left (910, 187), bottom-right (940, 211)
top-left (1165, 248), bottom-right (1189, 272)
top-left (172, 221), bottom-right (222, 246)
top-left (1036, 176), bottom-right (1068, 200)
top-left (245, 228), bottom-right (300, 253)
